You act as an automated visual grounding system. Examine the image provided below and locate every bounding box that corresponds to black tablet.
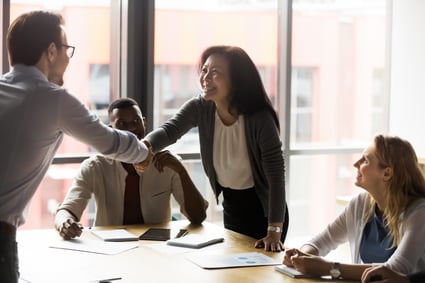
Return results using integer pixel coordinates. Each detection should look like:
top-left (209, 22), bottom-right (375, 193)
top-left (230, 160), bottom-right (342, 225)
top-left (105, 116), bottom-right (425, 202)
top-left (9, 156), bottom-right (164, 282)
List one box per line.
top-left (139, 228), bottom-right (188, 241)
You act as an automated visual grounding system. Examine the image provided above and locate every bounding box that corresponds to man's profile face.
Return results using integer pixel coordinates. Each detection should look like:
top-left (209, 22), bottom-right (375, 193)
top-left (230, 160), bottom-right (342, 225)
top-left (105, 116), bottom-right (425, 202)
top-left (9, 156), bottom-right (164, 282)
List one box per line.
top-left (109, 106), bottom-right (146, 140)
top-left (47, 27), bottom-right (70, 86)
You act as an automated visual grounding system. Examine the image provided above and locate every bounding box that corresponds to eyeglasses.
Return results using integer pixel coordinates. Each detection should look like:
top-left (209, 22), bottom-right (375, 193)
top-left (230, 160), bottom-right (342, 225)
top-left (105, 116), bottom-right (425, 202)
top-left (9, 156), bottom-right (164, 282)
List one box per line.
top-left (59, 44), bottom-right (75, 58)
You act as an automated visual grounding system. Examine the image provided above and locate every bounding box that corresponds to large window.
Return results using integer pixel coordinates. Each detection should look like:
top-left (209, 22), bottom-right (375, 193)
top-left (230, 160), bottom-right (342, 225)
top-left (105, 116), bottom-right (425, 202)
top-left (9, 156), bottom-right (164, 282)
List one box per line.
top-left (1, 0), bottom-right (392, 243)
top-left (286, 0), bottom-right (390, 242)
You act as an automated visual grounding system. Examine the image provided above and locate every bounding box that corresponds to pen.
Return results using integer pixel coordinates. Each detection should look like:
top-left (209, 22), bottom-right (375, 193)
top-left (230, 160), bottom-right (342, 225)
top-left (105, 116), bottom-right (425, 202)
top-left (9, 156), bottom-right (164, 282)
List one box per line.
top-left (176, 229), bottom-right (188, 238)
top-left (98, 277), bottom-right (122, 282)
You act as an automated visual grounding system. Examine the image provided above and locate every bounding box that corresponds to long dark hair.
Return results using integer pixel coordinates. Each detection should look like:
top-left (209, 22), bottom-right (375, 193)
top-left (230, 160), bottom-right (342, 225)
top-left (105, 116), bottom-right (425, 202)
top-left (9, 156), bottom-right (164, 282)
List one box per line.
top-left (198, 45), bottom-right (279, 130)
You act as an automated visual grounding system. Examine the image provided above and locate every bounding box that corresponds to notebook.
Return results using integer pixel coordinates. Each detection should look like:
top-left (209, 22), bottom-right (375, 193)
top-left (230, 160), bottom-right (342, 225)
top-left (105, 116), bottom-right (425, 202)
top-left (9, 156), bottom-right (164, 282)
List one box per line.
top-left (91, 229), bottom-right (139, 242)
top-left (275, 264), bottom-right (315, 278)
top-left (166, 234), bottom-right (224, 249)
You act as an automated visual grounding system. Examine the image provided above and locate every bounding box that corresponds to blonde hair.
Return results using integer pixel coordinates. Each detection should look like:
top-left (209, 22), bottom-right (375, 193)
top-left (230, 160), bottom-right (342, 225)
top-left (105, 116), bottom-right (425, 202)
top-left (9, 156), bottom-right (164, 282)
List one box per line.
top-left (363, 135), bottom-right (425, 247)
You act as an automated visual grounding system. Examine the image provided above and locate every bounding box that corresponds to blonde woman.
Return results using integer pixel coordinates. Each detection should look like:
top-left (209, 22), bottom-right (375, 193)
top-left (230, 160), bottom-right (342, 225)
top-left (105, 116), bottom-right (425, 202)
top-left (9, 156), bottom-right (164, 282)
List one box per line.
top-left (283, 135), bottom-right (425, 280)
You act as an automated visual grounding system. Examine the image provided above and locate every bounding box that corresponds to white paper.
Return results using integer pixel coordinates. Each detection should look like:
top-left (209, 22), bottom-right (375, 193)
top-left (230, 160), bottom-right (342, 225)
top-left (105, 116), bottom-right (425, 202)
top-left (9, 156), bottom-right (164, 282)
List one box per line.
top-left (91, 229), bottom-right (139, 242)
top-left (186, 252), bottom-right (280, 269)
top-left (49, 238), bottom-right (138, 255)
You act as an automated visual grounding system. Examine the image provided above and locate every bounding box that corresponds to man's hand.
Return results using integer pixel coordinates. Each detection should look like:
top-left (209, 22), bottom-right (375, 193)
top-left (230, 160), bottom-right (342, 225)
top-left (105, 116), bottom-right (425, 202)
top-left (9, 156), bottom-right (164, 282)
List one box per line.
top-left (58, 218), bottom-right (83, 240)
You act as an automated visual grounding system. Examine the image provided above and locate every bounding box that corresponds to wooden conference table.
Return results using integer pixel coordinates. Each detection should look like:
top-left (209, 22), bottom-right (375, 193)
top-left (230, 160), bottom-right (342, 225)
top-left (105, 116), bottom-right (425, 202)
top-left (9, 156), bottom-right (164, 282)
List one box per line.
top-left (17, 221), bottom-right (356, 283)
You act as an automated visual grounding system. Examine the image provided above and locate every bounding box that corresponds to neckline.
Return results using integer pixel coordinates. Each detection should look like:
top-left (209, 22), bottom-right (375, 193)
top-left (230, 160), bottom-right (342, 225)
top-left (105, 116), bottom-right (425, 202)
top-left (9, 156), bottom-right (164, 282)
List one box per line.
top-left (215, 110), bottom-right (239, 126)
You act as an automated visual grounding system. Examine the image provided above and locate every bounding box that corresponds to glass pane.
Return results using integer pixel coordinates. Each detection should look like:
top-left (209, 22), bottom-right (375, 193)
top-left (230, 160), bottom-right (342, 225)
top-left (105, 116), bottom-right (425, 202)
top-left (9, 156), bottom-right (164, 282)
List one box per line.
top-left (286, 153), bottom-right (363, 242)
top-left (19, 164), bottom-right (94, 230)
top-left (174, 160), bottom-right (223, 223)
top-left (154, 0), bottom-right (278, 154)
top-left (291, 0), bottom-right (389, 149)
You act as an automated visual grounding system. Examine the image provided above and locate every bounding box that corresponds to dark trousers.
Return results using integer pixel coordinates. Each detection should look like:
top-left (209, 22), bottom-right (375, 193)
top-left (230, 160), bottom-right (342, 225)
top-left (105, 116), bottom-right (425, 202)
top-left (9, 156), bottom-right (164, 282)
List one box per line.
top-left (0, 221), bottom-right (19, 283)
top-left (220, 184), bottom-right (289, 243)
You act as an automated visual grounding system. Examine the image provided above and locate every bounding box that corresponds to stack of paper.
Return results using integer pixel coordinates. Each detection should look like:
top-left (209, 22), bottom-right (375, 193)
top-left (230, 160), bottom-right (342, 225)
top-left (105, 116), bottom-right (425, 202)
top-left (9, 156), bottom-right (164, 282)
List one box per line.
top-left (91, 229), bottom-right (139, 242)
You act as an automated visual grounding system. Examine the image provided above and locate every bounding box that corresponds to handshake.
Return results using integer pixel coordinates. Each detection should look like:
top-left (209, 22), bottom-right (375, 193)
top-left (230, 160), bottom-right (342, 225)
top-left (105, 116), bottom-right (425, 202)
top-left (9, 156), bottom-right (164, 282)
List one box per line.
top-left (133, 139), bottom-right (153, 172)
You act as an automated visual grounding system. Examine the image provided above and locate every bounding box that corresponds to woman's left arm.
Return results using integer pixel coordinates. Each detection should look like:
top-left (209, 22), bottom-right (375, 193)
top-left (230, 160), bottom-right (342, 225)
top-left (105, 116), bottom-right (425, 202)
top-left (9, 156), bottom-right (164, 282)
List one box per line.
top-left (251, 111), bottom-right (286, 251)
top-left (290, 253), bottom-right (372, 280)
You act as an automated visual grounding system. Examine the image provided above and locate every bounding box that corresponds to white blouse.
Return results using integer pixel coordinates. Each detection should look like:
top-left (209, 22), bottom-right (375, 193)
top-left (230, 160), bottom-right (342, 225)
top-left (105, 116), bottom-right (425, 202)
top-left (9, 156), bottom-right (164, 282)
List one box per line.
top-left (213, 113), bottom-right (254, 189)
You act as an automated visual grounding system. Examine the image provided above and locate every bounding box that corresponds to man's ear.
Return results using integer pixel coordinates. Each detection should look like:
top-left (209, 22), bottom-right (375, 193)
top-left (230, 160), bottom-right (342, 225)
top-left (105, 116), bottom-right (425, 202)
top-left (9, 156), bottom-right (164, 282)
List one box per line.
top-left (383, 167), bottom-right (393, 182)
top-left (46, 42), bottom-right (58, 63)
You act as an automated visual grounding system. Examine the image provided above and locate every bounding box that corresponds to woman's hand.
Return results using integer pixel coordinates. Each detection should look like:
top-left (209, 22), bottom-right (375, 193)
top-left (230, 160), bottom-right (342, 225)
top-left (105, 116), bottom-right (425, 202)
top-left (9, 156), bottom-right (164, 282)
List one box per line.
top-left (283, 248), bottom-right (301, 267)
top-left (151, 150), bottom-right (182, 173)
top-left (361, 266), bottom-right (409, 283)
top-left (254, 231), bottom-right (284, 252)
top-left (283, 248), bottom-right (331, 276)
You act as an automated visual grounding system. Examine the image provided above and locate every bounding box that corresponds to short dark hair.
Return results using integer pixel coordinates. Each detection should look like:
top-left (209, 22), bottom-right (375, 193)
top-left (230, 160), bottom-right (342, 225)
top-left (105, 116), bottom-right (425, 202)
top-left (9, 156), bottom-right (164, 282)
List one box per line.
top-left (198, 45), bottom-right (279, 129)
top-left (108, 97), bottom-right (140, 116)
top-left (7, 10), bottom-right (64, 66)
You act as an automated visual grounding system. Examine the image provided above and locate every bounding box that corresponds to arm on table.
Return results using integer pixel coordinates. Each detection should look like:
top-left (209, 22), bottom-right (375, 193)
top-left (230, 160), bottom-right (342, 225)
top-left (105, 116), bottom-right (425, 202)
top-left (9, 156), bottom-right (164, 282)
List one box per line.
top-left (283, 246), bottom-right (372, 280)
top-left (152, 150), bottom-right (208, 225)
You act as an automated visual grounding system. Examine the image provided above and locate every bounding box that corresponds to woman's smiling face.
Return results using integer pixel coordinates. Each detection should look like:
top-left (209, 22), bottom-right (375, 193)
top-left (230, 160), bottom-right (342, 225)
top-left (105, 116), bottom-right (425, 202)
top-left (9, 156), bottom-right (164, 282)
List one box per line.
top-left (199, 53), bottom-right (232, 105)
top-left (353, 145), bottom-right (387, 192)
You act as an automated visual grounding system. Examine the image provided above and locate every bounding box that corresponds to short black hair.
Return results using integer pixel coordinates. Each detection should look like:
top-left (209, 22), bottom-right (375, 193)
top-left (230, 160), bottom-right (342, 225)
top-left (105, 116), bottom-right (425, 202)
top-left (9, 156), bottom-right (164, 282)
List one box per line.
top-left (108, 97), bottom-right (140, 115)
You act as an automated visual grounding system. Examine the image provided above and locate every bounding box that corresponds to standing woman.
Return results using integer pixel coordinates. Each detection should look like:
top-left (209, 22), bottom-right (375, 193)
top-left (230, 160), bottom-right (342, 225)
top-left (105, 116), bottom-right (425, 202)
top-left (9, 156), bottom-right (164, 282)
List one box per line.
top-left (144, 45), bottom-right (288, 252)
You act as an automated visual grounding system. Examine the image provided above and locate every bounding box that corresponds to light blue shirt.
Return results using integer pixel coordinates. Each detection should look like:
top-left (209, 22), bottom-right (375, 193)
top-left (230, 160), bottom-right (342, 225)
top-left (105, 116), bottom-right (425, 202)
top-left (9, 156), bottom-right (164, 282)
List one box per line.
top-left (0, 64), bottom-right (148, 227)
top-left (359, 205), bottom-right (396, 263)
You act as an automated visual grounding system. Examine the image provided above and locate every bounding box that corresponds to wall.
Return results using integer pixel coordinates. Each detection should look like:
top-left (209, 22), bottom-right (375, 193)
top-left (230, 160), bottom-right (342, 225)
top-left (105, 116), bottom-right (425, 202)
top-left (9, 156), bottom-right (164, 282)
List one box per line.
top-left (390, 0), bottom-right (425, 156)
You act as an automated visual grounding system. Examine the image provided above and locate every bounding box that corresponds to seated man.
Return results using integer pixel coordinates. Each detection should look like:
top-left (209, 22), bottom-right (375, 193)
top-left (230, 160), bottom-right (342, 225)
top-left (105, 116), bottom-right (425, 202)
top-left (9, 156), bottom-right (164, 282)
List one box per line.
top-left (55, 98), bottom-right (208, 239)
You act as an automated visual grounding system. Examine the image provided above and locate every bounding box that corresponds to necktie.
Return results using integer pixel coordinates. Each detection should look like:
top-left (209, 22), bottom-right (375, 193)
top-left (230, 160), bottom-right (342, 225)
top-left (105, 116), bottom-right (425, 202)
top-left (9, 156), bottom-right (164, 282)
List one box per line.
top-left (122, 163), bottom-right (144, 225)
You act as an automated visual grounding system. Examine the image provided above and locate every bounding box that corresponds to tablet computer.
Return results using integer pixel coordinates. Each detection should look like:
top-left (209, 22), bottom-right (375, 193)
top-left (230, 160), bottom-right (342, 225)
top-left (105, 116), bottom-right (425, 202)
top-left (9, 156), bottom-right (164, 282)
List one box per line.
top-left (139, 228), bottom-right (188, 241)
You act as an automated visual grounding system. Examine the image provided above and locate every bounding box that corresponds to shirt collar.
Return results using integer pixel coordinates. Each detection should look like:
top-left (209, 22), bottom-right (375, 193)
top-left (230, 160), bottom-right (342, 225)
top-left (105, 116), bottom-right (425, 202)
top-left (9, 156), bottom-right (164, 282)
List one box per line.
top-left (10, 64), bottom-right (49, 82)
